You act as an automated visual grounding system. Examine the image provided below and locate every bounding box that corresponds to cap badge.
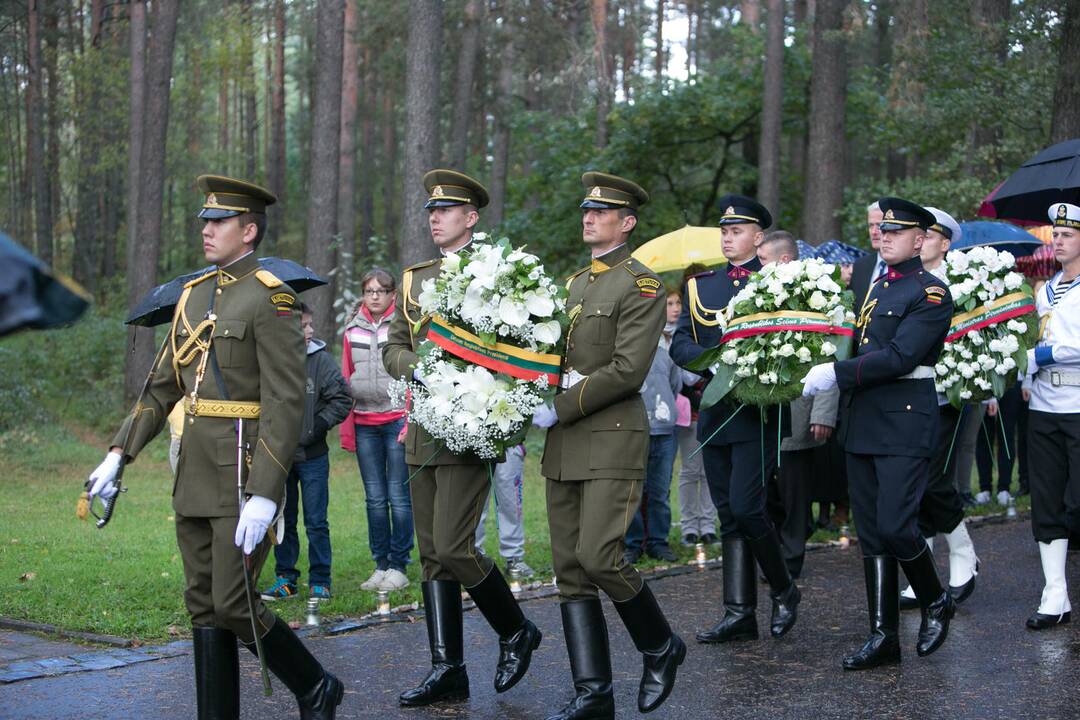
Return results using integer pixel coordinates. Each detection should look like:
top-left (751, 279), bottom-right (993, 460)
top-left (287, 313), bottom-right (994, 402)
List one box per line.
top-left (1059, 204), bottom-right (1068, 218)
top-left (589, 186), bottom-right (603, 198)
top-left (432, 185), bottom-right (444, 197)
top-left (884, 209), bottom-right (895, 220)
top-left (725, 206), bottom-right (735, 215)
top-left (206, 193), bottom-right (218, 206)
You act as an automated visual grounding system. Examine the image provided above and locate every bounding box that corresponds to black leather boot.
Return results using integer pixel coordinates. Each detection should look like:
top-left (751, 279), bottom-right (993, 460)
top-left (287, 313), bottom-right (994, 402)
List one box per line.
top-left (843, 556), bottom-right (901, 670)
top-left (399, 580), bottom-right (469, 706)
top-left (247, 616), bottom-right (344, 720)
top-left (193, 626), bottom-right (239, 720)
top-left (466, 566), bottom-right (541, 693)
top-left (697, 535), bottom-right (758, 643)
top-left (747, 531), bottom-right (801, 637)
top-left (900, 546), bottom-right (956, 657)
top-left (612, 583), bottom-right (686, 713)
top-left (545, 599), bottom-right (615, 720)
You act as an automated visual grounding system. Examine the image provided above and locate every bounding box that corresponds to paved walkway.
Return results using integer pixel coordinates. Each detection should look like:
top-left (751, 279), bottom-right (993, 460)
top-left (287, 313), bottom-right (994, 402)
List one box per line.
top-left (2, 517), bottom-right (1078, 720)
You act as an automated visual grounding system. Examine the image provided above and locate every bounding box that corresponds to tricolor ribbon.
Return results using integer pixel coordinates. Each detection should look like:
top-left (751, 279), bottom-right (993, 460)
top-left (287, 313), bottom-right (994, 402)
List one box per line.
top-left (720, 310), bottom-right (856, 345)
top-left (428, 315), bottom-right (562, 384)
top-left (945, 292), bottom-right (1035, 343)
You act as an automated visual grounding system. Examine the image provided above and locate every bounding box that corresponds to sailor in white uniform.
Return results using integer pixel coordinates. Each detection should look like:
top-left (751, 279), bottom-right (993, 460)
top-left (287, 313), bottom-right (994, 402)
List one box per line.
top-left (1022, 201), bottom-right (1080, 630)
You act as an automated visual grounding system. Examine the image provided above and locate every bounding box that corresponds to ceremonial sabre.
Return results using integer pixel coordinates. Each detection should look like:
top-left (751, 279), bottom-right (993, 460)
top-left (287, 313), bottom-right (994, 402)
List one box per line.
top-left (80, 335), bottom-right (169, 528)
top-left (237, 417), bottom-right (273, 696)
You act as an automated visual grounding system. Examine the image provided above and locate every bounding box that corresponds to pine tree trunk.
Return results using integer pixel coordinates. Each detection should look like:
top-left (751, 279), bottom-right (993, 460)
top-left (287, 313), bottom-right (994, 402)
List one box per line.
top-left (27, 0), bottom-right (52, 265)
top-left (758, 0), bottom-right (785, 219)
top-left (74, 0), bottom-right (107, 290)
top-left (488, 26), bottom-right (516, 229)
top-left (1050, 0), bottom-right (1080, 143)
top-left (336, 0), bottom-right (361, 317)
top-left (399, 0), bottom-right (444, 268)
top-left (381, 89), bottom-right (397, 250)
top-left (266, 0), bottom-right (286, 248)
top-left (359, 44), bottom-right (376, 253)
top-left (655, 0), bottom-right (664, 82)
top-left (591, 0), bottom-right (610, 147)
top-left (304, 0), bottom-right (346, 341)
top-left (801, 0), bottom-right (847, 246)
top-left (449, 0), bottom-right (482, 169)
top-left (124, 0), bottom-right (180, 405)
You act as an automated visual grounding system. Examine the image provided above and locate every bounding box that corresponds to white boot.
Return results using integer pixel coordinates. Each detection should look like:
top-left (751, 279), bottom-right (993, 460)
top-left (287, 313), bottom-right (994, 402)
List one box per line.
top-left (945, 521), bottom-right (979, 593)
top-left (901, 537), bottom-right (933, 607)
top-left (1037, 539), bottom-right (1071, 615)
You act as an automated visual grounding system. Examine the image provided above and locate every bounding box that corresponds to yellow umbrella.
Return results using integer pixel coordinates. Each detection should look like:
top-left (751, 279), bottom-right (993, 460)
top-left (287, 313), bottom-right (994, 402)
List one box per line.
top-left (632, 225), bottom-right (726, 273)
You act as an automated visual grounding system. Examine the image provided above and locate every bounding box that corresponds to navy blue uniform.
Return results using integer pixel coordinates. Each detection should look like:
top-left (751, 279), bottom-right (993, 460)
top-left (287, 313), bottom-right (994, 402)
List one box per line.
top-left (835, 256), bottom-right (953, 559)
top-left (670, 256), bottom-right (783, 542)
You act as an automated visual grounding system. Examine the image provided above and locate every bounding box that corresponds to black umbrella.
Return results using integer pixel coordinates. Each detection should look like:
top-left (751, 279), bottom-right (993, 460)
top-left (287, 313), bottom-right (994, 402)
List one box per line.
top-left (977, 138), bottom-right (1080, 225)
top-left (126, 256), bottom-right (327, 326)
top-left (0, 232), bottom-right (90, 337)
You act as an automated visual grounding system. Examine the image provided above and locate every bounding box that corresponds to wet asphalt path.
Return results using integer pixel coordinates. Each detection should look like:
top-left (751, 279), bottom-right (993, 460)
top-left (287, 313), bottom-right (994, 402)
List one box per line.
top-left (3, 517), bottom-right (1079, 720)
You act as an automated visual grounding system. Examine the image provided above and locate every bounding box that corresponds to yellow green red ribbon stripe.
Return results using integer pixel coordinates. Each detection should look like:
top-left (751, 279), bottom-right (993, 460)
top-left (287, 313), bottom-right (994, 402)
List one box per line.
top-left (428, 315), bottom-right (562, 384)
top-left (945, 292), bottom-right (1035, 343)
top-left (720, 310), bottom-right (855, 345)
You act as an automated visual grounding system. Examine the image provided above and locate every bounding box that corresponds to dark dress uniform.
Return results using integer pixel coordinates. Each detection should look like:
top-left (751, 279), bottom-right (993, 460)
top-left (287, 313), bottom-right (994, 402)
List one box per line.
top-left (669, 194), bottom-right (800, 645)
top-left (382, 169), bottom-right (540, 707)
top-left (541, 173), bottom-right (685, 720)
top-left (108, 176), bottom-right (342, 718)
top-left (832, 197), bottom-right (957, 671)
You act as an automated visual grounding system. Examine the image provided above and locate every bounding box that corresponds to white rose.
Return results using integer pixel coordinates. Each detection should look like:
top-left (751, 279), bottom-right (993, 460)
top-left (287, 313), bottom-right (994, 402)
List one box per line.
top-left (778, 343), bottom-right (796, 357)
top-left (820, 340), bottom-right (838, 357)
top-left (959, 389), bottom-right (972, 400)
top-left (797, 347), bottom-right (813, 363)
top-left (808, 291), bottom-right (827, 310)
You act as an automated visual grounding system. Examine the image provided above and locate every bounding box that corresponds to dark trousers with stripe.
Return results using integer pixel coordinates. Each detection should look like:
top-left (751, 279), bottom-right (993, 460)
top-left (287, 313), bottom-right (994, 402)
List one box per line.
top-left (703, 434), bottom-right (779, 542)
top-left (848, 453), bottom-right (930, 559)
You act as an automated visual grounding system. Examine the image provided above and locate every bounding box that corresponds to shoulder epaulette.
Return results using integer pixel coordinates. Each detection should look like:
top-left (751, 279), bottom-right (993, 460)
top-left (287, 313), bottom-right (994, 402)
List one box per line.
top-left (565, 266), bottom-right (590, 288)
top-left (255, 269), bottom-right (283, 288)
top-left (689, 269), bottom-right (716, 280)
top-left (403, 257), bottom-right (440, 274)
top-left (183, 271), bottom-right (217, 289)
top-left (623, 258), bottom-right (653, 277)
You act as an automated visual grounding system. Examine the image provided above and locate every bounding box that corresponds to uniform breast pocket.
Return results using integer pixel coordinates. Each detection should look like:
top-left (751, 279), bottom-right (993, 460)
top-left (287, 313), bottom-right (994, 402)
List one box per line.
top-left (582, 301), bottom-right (616, 345)
top-left (212, 320), bottom-right (249, 367)
top-left (882, 404), bottom-right (931, 449)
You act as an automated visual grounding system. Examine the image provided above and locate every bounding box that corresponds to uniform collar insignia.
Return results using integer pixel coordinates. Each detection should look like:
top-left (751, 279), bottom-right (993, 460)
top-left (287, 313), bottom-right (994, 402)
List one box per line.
top-left (727, 265), bottom-right (751, 279)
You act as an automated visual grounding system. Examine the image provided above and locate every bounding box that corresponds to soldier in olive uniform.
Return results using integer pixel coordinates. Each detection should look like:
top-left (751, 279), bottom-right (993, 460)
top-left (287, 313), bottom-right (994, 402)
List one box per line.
top-left (87, 176), bottom-right (343, 719)
top-left (532, 172), bottom-right (685, 720)
top-left (382, 169), bottom-right (541, 707)
top-left (669, 195), bottom-right (801, 645)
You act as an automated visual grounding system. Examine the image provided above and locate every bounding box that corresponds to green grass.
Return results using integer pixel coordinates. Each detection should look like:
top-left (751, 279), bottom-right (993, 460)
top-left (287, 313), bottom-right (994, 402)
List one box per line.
top-left (0, 426), bottom-right (717, 642)
top-left (0, 415), bottom-right (1027, 642)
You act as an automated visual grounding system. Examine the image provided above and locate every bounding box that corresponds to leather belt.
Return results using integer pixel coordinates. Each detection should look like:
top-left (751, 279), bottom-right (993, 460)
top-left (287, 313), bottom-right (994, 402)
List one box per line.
top-left (1038, 368), bottom-right (1080, 387)
top-left (899, 365), bottom-right (935, 380)
top-left (184, 397), bottom-right (261, 419)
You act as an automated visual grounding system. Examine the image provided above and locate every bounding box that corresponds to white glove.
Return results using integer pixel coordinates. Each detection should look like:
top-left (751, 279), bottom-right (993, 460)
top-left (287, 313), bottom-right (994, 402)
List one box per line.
top-left (532, 403), bottom-right (558, 428)
top-left (234, 495), bottom-right (277, 555)
top-left (1026, 348), bottom-right (1038, 375)
top-left (88, 452), bottom-right (123, 500)
top-left (412, 368), bottom-right (427, 386)
top-left (802, 362), bottom-right (837, 397)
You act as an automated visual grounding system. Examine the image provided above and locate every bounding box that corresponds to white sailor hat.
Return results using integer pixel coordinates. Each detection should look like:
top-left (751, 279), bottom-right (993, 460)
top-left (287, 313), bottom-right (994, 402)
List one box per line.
top-left (1049, 202), bottom-right (1080, 229)
top-left (925, 207), bottom-right (962, 244)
